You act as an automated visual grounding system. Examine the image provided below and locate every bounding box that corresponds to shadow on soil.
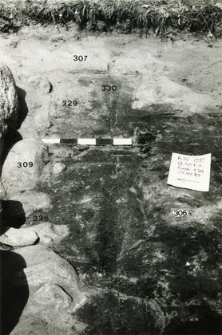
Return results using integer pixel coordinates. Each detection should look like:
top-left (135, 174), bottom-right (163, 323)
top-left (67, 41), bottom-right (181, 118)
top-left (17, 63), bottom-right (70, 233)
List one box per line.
top-left (164, 311), bottom-right (222, 335)
top-left (0, 130), bottom-right (22, 176)
top-left (17, 87), bottom-right (29, 129)
top-left (0, 251), bottom-right (29, 335)
top-left (1, 200), bottom-right (26, 233)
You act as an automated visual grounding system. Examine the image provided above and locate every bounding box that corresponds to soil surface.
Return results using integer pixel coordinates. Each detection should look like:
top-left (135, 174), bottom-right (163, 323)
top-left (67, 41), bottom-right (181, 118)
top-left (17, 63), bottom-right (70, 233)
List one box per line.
top-left (1, 23), bottom-right (222, 334)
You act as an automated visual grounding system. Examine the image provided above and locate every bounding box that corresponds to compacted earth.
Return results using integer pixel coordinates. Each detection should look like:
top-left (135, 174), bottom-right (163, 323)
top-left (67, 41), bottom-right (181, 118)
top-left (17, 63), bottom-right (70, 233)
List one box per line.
top-left (0, 21), bottom-right (222, 335)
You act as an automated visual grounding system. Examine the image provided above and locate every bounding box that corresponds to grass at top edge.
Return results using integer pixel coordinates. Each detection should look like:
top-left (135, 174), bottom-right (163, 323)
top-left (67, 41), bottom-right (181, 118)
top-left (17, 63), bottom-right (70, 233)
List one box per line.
top-left (0, 0), bottom-right (222, 38)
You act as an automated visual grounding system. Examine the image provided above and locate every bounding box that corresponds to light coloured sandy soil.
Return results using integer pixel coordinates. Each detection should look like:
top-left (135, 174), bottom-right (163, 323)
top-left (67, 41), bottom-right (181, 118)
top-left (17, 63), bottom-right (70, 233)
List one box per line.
top-left (0, 24), bottom-right (222, 140)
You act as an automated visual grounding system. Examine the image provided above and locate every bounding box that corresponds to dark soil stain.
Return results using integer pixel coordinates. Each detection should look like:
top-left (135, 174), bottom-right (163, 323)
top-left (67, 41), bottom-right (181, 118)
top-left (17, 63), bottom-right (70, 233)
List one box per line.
top-left (37, 91), bottom-right (222, 334)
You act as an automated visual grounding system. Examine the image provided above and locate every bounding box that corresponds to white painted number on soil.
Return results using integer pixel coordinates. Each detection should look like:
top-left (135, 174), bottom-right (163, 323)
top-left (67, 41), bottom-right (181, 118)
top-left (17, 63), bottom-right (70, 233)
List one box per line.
top-left (172, 210), bottom-right (189, 218)
top-left (167, 153), bottom-right (211, 192)
top-left (62, 100), bottom-right (77, 106)
top-left (73, 55), bottom-right (87, 61)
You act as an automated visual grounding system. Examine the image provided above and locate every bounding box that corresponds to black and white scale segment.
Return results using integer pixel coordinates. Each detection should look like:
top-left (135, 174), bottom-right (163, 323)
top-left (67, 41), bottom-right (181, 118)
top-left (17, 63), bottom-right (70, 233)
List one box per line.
top-left (42, 138), bottom-right (132, 146)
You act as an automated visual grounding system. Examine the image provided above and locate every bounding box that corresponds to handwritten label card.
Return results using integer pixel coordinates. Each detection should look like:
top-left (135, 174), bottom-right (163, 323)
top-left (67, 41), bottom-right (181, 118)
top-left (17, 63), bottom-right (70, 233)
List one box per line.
top-left (167, 153), bottom-right (211, 192)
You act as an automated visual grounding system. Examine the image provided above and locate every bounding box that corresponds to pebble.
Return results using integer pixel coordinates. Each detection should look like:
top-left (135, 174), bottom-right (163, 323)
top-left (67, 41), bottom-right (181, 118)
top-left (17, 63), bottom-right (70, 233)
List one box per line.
top-left (52, 162), bottom-right (66, 175)
top-left (40, 77), bottom-right (52, 93)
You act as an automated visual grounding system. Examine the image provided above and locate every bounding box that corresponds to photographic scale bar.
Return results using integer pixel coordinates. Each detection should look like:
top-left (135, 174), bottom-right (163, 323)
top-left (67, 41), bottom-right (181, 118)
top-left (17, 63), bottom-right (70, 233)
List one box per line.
top-left (42, 138), bottom-right (133, 146)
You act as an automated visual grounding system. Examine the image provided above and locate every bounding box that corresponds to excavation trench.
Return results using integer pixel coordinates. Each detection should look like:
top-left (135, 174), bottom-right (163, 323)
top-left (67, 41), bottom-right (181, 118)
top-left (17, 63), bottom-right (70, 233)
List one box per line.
top-left (0, 23), bottom-right (222, 335)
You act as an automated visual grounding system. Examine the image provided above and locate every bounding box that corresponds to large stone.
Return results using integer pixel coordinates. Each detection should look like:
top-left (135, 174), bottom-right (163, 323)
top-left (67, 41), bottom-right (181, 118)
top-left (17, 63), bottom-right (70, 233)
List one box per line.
top-left (2, 244), bottom-right (86, 335)
top-left (32, 283), bottom-right (72, 309)
top-left (0, 227), bottom-right (38, 247)
top-left (10, 319), bottom-right (71, 335)
top-left (0, 64), bottom-right (14, 160)
top-left (9, 245), bottom-right (87, 333)
top-left (13, 245), bottom-right (80, 289)
top-left (0, 63), bottom-right (19, 128)
top-left (1, 139), bottom-right (49, 196)
top-left (0, 222), bottom-right (67, 246)
top-left (0, 179), bottom-right (6, 199)
top-left (52, 162), bottom-right (66, 175)
top-left (8, 191), bottom-right (52, 218)
top-left (2, 222), bottom-right (68, 245)
top-left (29, 222), bottom-right (68, 245)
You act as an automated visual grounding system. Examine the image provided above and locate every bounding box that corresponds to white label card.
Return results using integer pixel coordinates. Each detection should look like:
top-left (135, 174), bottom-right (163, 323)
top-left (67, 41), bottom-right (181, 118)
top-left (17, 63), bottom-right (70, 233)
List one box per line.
top-left (167, 153), bottom-right (211, 192)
